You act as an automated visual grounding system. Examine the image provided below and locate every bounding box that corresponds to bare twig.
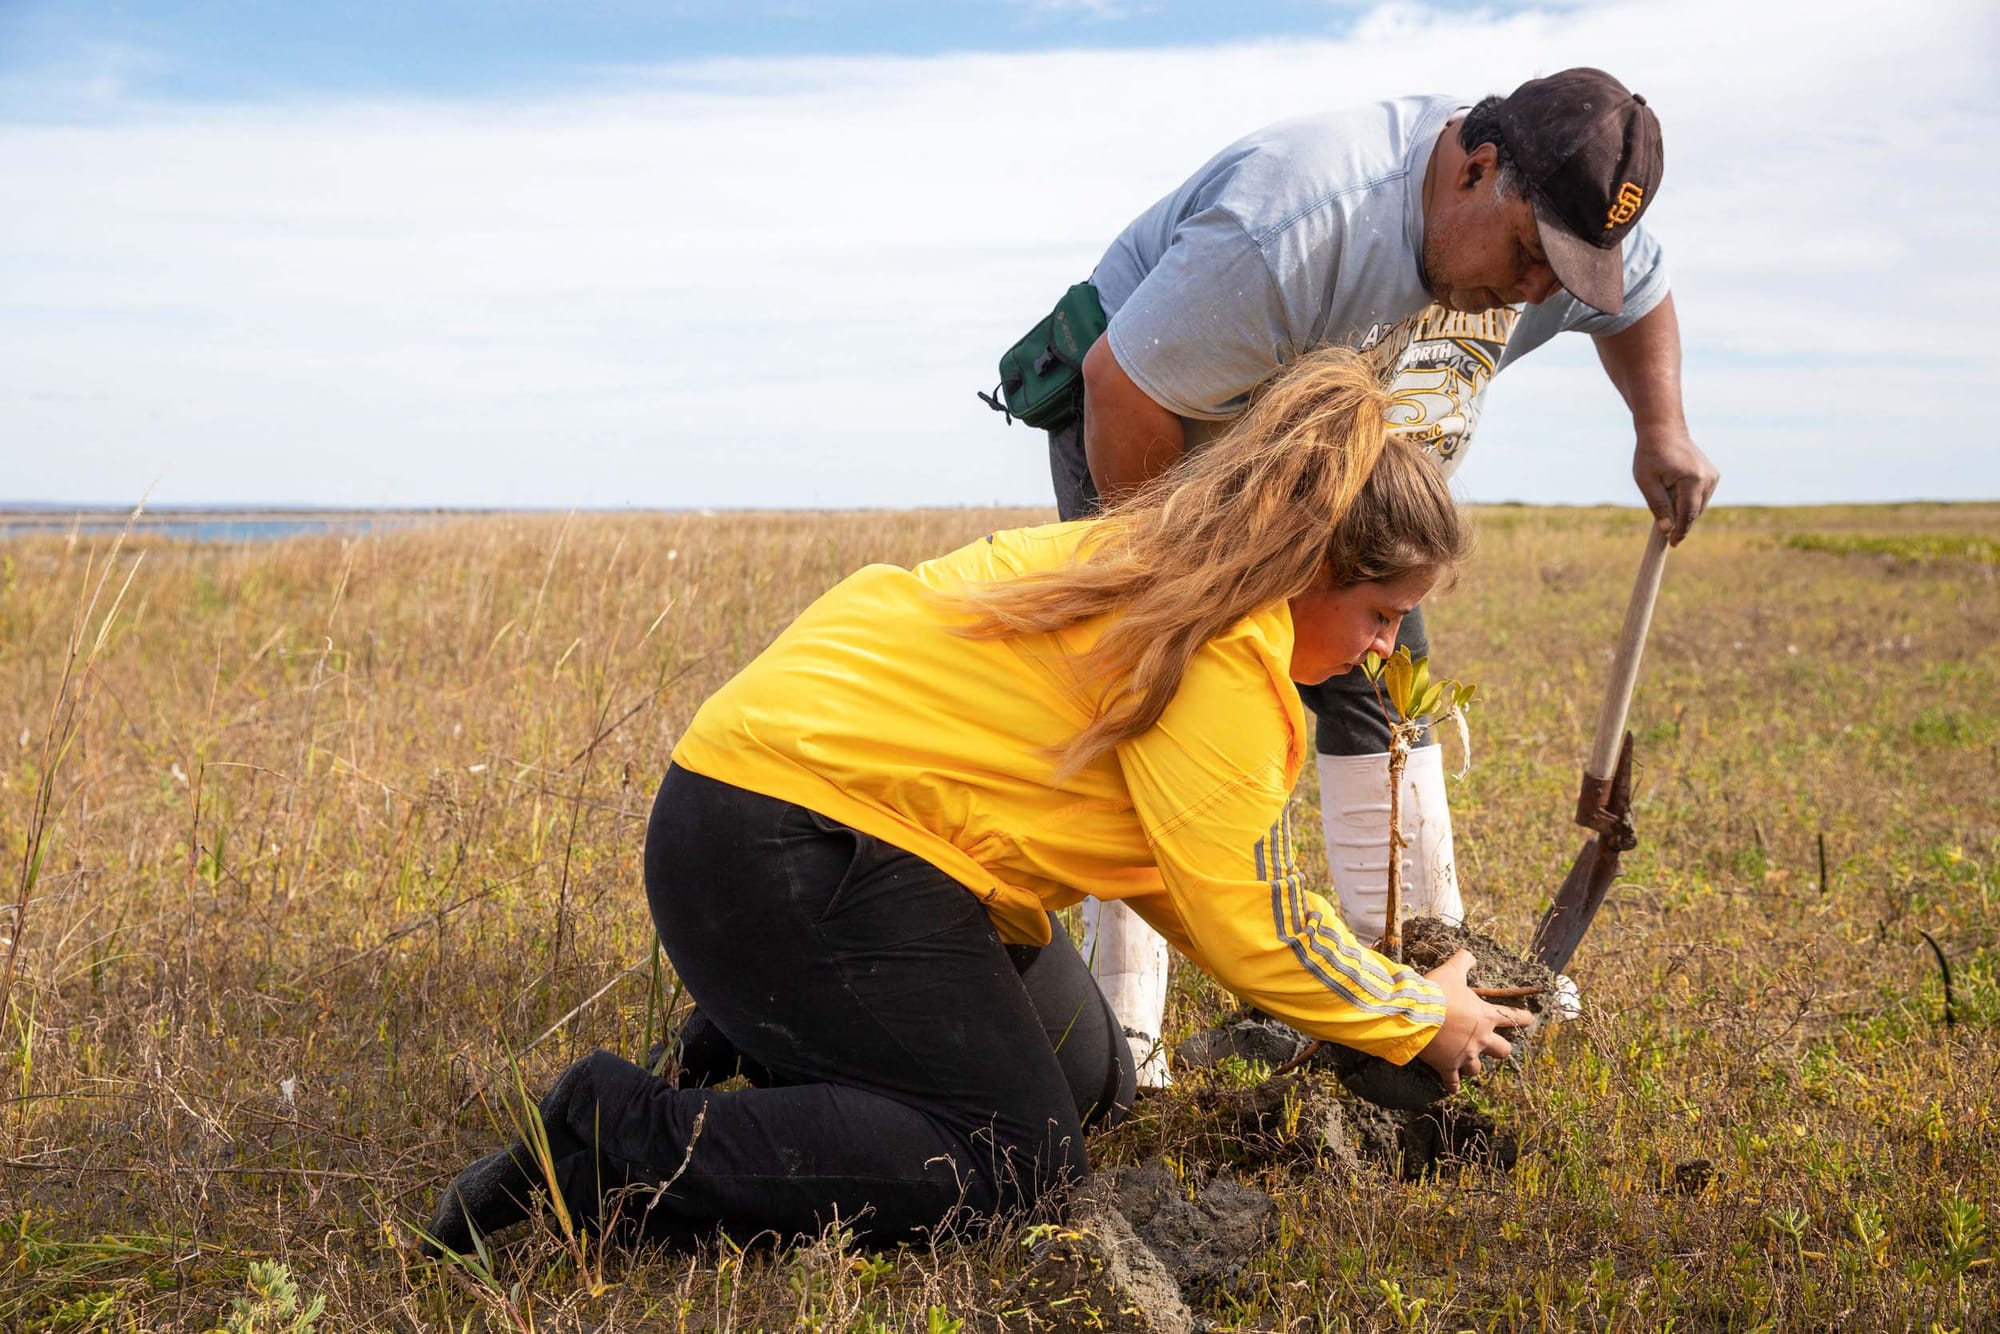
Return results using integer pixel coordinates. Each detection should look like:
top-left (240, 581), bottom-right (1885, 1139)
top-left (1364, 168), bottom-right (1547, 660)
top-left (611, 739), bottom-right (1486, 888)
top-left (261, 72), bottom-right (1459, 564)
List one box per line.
top-left (1919, 930), bottom-right (1956, 1029)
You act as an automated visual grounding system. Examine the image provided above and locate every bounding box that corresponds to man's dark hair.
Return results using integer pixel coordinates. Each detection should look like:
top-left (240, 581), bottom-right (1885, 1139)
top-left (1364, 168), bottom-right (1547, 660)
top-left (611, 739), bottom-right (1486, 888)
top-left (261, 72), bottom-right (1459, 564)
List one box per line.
top-left (1458, 95), bottom-right (1527, 197)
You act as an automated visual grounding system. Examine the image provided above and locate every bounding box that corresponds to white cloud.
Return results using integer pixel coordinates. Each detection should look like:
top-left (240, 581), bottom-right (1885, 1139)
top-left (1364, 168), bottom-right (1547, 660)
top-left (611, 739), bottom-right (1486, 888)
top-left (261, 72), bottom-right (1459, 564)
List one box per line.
top-left (1, 0), bottom-right (1994, 508)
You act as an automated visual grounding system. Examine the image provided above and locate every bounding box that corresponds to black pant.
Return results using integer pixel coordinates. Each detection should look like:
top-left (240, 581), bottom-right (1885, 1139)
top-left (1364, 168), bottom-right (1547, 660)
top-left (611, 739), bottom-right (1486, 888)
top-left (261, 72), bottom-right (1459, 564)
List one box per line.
top-left (1049, 413), bottom-right (1430, 754)
top-left (428, 765), bottom-right (1133, 1252)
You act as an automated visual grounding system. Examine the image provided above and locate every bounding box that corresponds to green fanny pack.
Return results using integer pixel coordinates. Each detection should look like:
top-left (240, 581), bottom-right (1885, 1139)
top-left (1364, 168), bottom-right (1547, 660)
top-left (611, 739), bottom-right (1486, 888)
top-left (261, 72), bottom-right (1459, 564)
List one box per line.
top-left (978, 281), bottom-right (1109, 434)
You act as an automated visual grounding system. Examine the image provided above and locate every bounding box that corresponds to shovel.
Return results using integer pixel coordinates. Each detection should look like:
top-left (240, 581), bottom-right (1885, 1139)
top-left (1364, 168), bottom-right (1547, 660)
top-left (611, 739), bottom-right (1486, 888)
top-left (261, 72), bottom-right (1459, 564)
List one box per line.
top-left (1529, 523), bottom-right (1671, 974)
top-left (1320, 524), bottom-right (1673, 1108)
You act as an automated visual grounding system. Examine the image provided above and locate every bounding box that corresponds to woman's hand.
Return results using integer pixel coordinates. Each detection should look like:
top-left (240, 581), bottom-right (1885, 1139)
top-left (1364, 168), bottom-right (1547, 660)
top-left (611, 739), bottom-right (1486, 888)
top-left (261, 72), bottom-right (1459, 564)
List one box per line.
top-left (1417, 950), bottom-right (1535, 1094)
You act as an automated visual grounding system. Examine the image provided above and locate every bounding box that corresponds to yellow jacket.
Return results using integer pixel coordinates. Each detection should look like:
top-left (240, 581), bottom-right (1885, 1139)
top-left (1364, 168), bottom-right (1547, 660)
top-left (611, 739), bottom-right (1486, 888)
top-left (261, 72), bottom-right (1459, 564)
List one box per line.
top-left (671, 522), bottom-right (1445, 1063)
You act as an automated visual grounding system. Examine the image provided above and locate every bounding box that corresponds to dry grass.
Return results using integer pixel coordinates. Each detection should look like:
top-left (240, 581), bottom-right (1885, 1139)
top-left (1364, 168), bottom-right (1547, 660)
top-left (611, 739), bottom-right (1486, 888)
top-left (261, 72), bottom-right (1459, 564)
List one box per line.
top-left (1, 502), bottom-right (1995, 1331)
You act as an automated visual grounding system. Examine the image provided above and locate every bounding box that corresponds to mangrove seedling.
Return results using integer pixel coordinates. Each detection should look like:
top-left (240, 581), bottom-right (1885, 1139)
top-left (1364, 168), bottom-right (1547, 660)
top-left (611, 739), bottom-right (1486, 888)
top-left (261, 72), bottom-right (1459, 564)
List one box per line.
top-left (1360, 645), bottom-right (1477, 963)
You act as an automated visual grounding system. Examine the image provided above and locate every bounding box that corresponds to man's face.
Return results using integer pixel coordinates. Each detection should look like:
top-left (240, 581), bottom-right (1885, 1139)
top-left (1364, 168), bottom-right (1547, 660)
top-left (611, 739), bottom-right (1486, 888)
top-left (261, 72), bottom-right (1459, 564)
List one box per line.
top-left (1422, 150), bottom-right (1565, 313)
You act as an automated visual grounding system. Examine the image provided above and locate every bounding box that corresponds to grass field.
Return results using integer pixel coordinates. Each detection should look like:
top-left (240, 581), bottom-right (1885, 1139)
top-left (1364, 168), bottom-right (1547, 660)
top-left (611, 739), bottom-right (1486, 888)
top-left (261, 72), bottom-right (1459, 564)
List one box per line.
top-left (2, 502), bottom-right (1996, 1332)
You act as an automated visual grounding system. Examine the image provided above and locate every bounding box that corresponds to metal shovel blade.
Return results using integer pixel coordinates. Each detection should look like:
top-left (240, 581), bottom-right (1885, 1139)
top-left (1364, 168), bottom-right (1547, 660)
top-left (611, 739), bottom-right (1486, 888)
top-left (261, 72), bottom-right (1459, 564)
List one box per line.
top-left (1530, 732), bottom-right (1637, 976)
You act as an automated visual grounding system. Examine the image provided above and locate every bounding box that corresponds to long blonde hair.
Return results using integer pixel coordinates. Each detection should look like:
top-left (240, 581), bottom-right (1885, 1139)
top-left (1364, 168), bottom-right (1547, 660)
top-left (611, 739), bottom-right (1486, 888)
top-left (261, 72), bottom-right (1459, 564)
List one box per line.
top-left (953, 345), bottom-right (1469, 772)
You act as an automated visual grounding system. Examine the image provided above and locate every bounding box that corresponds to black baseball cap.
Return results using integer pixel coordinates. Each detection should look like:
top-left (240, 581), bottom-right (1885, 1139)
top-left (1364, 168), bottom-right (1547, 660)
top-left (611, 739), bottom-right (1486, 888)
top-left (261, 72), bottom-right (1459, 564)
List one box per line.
top-left (1497, 68), bottom-right (1664, 315)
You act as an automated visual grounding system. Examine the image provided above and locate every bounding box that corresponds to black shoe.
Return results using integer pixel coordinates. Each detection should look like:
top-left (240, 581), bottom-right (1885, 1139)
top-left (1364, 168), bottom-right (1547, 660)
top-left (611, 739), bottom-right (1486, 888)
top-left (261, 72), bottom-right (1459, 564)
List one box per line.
top-left (424, 1141), bottom-right (543, 1257)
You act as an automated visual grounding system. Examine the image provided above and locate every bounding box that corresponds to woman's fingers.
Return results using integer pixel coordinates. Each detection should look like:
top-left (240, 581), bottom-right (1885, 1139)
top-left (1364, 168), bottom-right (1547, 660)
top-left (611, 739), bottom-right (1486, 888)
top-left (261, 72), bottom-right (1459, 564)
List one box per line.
top-left (1483, 1004), bottom-right (1534, 1055)
top-left (1418, 952), bottom-right (1546, 1089)
top-left (1415, 951), bottom-right (1481, 1086)
top-left (1464, 1002), bottom-right (1536, 1078)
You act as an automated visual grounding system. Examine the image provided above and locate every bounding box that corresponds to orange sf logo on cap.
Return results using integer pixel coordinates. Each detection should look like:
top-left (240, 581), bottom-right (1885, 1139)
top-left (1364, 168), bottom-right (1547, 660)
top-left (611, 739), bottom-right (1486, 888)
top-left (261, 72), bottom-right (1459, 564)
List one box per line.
top-left (1605, 182), bottom-right (1645, 229)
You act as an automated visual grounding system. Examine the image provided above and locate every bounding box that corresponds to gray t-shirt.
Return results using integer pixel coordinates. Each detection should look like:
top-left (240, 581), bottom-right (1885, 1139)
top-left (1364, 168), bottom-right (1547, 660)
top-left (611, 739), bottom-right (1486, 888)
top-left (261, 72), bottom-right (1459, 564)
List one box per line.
top-left (1092, 94), bottom-right (1669, 471)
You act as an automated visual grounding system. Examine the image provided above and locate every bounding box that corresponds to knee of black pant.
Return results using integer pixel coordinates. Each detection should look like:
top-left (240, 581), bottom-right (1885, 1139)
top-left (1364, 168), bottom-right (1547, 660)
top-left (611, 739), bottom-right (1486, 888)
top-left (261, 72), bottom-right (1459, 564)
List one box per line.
top-left (535, 1051), bottom-right (662, 1230)
top-left (540, 1050), bottom-right (645, 1148)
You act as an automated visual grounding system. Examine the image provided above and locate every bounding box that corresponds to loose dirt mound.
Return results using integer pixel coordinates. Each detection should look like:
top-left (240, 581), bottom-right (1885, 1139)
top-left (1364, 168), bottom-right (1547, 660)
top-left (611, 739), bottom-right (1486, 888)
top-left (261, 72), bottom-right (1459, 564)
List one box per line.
top-left (1397, 915), bottom-right (1559, 998)
top-left (1097, 1160), bottom-right (1276, 1294)
top-left (1169, 915), bottom-right (1544, 1159)
top-left (990, 1194), bottom-right (1193, 1334)
top-left (1174, 1016), bottom-right (1307, 1072)
top-left (990, 1162), bottom-right (1276, 1330)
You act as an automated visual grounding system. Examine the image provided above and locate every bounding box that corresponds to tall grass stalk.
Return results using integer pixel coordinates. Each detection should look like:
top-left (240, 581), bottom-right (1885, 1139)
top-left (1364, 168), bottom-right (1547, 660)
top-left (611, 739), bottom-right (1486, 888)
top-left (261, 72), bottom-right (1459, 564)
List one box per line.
top-left (1, 519), bottom-right (143, 1033)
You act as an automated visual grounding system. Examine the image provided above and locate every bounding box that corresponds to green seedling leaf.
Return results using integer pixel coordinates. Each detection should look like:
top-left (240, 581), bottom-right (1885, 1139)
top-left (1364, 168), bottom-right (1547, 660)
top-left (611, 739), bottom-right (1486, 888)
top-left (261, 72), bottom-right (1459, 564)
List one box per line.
top-left (1383, 648), bottom-right (1414, 717)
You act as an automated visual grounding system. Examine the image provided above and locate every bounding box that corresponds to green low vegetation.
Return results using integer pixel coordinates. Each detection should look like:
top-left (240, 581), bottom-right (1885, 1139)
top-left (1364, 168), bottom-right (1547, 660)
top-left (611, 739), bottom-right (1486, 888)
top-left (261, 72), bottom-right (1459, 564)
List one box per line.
top-left (1781, 531), bottom-right (2000, 566)
top-left (2, 502), bottom-right (1996, 1330)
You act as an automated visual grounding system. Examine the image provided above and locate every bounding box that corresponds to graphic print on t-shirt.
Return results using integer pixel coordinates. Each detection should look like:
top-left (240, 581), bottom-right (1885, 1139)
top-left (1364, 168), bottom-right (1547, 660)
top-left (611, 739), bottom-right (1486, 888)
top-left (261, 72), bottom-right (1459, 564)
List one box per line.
top-left (1357, 305), bottom-right (1521, 474)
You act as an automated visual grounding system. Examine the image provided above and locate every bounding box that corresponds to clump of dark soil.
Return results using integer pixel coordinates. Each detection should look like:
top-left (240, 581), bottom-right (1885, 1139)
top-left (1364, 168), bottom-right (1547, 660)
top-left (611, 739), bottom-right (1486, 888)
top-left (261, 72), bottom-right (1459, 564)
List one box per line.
top-left (990, 1161), bottom-right (1277, 1331)
top-left (1174, 1017), bottom-right (1307, 1072)
top-left (1393, 1101), bottom-right (1520, 1176)
top-left (1672, 1157), bottom-right (1716, 1194)
top-left (1397, 915), bottom-right (1560, 1000)
top-left (1096, 1160), bottom-right (1276, 1294)
top-left (989, 1192), bottom-right (1193, 1334)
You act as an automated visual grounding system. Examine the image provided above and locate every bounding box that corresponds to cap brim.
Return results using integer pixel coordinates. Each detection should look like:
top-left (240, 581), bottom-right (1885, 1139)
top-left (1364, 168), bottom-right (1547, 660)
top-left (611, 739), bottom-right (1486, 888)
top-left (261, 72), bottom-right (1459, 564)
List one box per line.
top-left (1533, 196), bottom-right (1624, 315)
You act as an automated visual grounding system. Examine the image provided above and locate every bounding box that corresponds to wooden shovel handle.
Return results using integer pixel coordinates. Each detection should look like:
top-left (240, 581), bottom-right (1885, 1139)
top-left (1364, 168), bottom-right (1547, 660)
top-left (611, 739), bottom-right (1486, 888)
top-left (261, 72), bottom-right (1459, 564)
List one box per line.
top-left (1587, 525), bottom-right (1671, 781)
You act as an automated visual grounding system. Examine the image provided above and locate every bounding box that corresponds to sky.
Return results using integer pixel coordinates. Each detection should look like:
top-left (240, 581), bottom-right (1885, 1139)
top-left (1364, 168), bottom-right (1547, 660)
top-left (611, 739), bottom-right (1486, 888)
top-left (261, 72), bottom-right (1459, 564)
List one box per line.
top-left (2, 0), bottom-right (1995, 510)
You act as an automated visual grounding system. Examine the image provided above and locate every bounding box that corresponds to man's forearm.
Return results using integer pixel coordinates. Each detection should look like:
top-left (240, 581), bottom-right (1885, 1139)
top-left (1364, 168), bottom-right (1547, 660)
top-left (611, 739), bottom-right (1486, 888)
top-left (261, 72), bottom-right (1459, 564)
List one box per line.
top-left (1082, 335), bottom-right (1186, 505)
top-left (1593, 292), bottom-right (1719, 543)
top-left (1593, 292), bottom-right (1686, 430)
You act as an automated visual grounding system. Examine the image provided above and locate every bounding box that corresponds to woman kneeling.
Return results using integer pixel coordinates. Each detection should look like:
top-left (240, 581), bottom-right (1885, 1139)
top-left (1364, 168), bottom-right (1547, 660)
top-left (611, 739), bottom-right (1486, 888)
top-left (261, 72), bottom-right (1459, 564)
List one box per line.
top-left (426, 347), bottom-right (1530, 1255)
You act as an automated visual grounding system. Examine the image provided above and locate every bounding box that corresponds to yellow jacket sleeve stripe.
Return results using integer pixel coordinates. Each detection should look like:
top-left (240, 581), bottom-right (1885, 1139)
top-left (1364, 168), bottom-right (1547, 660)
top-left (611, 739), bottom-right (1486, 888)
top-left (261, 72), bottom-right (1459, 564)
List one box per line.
top-left (1259, 810), bottom-right (1445, 1020)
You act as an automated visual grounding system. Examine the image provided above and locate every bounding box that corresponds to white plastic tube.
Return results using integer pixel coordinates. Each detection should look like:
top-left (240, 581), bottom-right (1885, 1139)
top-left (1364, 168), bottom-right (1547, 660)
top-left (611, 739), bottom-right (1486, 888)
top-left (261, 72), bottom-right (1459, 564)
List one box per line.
top-left (1079, 897), bottom-right (1174, 1088)
top-left (1317, 745), bottom-right (1464, 945)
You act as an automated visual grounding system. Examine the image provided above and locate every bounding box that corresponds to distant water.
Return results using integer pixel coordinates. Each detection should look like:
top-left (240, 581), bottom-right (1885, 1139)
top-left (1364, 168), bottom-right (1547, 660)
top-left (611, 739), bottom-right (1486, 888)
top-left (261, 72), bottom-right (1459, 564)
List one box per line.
top-left (0, 515), bottom-right (433, 544)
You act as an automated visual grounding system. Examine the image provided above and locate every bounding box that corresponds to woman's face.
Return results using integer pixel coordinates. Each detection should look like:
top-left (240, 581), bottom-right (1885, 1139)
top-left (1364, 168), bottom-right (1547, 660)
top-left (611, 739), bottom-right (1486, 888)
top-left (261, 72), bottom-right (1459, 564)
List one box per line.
top-left (1287, 567), bottom-right (1441, 685)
